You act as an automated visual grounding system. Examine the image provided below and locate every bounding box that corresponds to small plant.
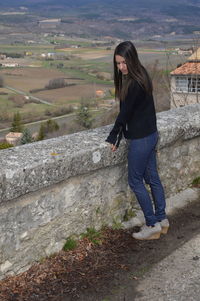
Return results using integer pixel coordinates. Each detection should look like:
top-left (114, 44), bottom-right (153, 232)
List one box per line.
top-left (63, 238), bottom-right (77, 251)
top-left (81, 227), bottom-right (102, 245)
top-left (112, 218), bottom-right (122, 230)
top-left (95, 207), bottom-right (101, 215)
top-left (123, 208), bottom-right (136, 222)
top-left (191, 177), bottom-right (200, 188)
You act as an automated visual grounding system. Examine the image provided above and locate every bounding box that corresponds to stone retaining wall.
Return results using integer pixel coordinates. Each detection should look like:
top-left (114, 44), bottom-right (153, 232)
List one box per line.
top-left (0, 104), bottom-right (200, 279)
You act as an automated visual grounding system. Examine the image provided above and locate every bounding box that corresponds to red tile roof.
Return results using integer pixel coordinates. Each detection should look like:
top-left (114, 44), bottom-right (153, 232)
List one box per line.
top-left (171, 62), bottom-right (200, 75)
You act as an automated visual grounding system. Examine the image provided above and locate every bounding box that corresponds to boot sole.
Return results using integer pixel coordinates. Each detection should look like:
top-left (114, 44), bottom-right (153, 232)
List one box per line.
top-left (132, 231), bottom-right (161, 240)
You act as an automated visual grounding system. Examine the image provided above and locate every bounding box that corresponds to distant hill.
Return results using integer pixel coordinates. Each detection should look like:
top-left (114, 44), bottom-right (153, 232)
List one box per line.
top-left (0, 0), bottom-right (200, 41)
top-left (2, 0), bottom-right (200, 13)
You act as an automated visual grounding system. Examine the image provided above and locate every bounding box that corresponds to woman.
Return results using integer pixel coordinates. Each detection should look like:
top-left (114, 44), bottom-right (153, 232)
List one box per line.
top-left (106, 41), bottom-right (169, 240)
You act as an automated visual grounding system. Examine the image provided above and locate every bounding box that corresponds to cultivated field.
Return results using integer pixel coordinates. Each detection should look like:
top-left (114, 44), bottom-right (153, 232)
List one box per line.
top-left (0, 41), bottom-right (188, 134)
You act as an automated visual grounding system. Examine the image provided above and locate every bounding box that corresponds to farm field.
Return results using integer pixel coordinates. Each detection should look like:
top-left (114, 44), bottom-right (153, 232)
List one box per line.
top-left (0, 41), bottom-right (188, 136)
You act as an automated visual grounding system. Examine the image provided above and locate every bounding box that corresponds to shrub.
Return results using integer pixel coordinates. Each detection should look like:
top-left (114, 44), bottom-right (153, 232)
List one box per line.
top-left (0, 111), bottom-right (12, 122)
top-left (57, 63), bottom-right (64, 68)
top-left (9, 95), bottom-right (28, 107)
top-left (44, 119), bottom-right (59, 133)
top-left (192, 177), bottom-right (200, 188)
top-left (37, 123), bottom-right (45, 141)
top-left (0, 75), bottom-right (4, 87)
top-left (76, 103), bottom-right (93, 129)
top-left (45, 106), bottom-right (74, 118)
top-left (0, 142), bottom-right (13, 150)
top-left (96, 72), bottom-right (112, 81)
top-left (37, 119), bottom-right (59, 141)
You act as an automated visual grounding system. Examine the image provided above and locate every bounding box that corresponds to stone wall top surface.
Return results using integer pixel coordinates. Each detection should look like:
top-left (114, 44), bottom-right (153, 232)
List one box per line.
top-left (0, 103), bottom-right (200, 203)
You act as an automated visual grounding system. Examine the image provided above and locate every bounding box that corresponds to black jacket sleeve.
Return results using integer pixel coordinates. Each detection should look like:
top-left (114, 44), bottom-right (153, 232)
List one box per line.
top-left (105, 81), bottom-right (141, 147)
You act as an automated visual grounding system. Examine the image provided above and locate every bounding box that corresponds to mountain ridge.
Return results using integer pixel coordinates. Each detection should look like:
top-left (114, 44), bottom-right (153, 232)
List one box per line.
top-left (0, 0), bottom-right (199, 41)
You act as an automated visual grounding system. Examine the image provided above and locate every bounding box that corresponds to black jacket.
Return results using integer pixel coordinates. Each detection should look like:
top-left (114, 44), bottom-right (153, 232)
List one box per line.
top-left (106, 81), bottom-right (157, 147)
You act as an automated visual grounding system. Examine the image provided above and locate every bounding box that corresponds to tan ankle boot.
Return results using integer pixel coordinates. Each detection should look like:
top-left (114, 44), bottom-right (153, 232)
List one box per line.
top-left (132, 222), bottom-right (161, 240)
top-left (160, 218), bottom-right (169, 234)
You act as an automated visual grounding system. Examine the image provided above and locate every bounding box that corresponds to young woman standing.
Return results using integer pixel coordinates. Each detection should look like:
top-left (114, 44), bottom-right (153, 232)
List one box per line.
top-left (106, 41), bottom-right (169, 240)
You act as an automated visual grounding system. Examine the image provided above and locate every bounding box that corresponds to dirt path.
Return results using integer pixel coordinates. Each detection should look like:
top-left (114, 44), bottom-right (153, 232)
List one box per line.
top-left (73, 196), bottom-right (200, 301)
top-left (5, 85), bottom-right (54, 106)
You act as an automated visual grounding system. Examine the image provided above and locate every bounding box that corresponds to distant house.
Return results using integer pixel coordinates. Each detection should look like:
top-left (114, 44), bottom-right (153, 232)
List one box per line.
top-left (175, 48), bottom-right (193, 56)
top-left (25, 51), bottom-right (33, 56)
top-left (170, 48), bottom-right (200, 108)
top-left (1, 63), bottom-right (19, 67)
top-left (41, 52), bottom-right (56, 59)
top-left (5, 132), bottom-right (23, 146)
top-left (0, 54), bottom-right (6, 60)
top-left (95, 90), bottom-right (105, 98)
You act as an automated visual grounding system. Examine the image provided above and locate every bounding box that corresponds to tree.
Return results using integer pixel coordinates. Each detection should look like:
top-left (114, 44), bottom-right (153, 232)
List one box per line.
top-left (37, 123), bottom-right (45, 141)
top-left (76, 103), bottom-right (93, 129)
top-left (45, 78), bottom-right (66, 90)
top-left (37, 119), bottom-right (59, 141)
top-left (0, 75), bottom-right (4, 87)
top-left (10, 112), bottom-right (23, 132)
top-left (45, 119), bottom-right (59, 133)
top-left (21, 128), bottom-right (33, 144)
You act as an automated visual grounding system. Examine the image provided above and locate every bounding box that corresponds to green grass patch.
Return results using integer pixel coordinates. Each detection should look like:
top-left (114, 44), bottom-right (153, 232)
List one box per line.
top-left (63, 238), bottom-right (77, 251)
top-left (0, 44), bottom-right (55, 54)
top-left (191, 177), bottom-right (200, 187)
top-left (42, 55), bottom-right (112, 84)
top-left (0, 95), bottom-right (16, 110)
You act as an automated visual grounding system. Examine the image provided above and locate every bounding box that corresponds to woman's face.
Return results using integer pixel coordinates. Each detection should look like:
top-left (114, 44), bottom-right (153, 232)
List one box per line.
top-left (115, 55), bottom-right (128, 75)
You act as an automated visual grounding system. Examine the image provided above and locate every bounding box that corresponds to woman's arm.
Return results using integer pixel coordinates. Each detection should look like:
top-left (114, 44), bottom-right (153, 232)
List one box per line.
top-left (106, 81), bottom-right (141, 147)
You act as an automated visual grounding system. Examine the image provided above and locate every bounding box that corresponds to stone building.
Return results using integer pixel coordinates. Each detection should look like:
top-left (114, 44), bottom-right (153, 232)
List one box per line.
top-left (170, 48), bottom-right (200, 108)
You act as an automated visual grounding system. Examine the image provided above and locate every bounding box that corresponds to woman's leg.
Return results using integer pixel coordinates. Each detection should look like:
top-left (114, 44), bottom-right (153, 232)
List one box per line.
top-left (128, 132), bottom-right (159, 226)
top-left (144, 148), bottom-right (166, 222)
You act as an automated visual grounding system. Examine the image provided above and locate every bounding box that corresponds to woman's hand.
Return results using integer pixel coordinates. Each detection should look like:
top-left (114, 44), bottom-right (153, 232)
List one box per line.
top-left (110, 144), bottom-right (117, 152)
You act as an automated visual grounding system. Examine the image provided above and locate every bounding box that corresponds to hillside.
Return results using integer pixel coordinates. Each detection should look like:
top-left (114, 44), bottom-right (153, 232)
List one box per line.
top-left (0, 0), bottom-right (199, 41)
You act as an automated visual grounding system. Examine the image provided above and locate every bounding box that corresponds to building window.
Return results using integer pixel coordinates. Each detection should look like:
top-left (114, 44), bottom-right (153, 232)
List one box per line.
top-left (175, 76), bottom-right (200, 93)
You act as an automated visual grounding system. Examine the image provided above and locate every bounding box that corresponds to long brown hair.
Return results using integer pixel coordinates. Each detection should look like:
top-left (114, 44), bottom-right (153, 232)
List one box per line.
top-left (113, 41), bottom-right (153, 100)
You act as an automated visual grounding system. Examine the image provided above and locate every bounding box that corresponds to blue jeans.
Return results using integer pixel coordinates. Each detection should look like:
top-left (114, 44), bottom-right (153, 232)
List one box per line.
top-left (128, 131), bottom-right (166, 226)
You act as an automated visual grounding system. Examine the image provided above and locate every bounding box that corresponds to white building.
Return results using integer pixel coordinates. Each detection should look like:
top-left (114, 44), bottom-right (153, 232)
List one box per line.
top-left (5, 132), bottom-right (23, 146)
